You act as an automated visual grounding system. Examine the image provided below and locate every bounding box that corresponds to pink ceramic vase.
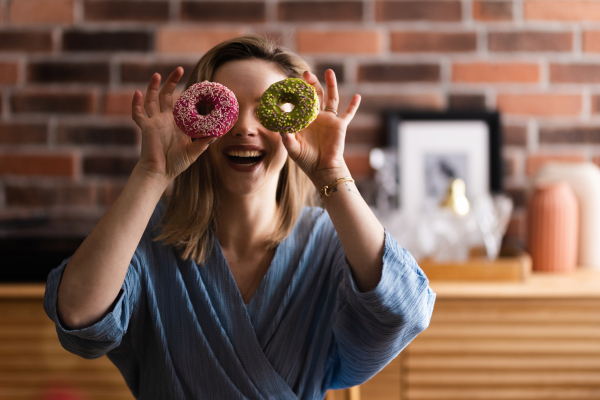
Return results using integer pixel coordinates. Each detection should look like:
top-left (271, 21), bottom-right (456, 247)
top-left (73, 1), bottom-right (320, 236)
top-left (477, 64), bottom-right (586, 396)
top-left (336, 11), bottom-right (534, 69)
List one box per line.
top-left (527, 181), bottom-right (579, 272)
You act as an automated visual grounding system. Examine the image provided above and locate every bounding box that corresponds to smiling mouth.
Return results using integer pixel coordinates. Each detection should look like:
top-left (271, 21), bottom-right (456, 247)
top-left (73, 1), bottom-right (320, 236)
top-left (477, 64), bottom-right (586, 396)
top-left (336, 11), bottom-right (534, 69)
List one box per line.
top-left (226, 150), bottom-right (265, 166)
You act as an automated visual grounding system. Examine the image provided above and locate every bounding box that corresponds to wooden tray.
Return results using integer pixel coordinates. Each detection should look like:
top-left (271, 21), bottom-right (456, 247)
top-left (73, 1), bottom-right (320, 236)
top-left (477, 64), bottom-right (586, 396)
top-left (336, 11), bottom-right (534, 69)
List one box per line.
top-left (418, 253), bottom-right (532, 281)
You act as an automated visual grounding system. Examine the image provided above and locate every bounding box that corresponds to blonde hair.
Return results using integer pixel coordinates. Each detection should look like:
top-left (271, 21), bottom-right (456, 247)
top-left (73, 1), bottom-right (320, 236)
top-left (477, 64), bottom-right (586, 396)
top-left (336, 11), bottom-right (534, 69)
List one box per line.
top-left (156, 35), bottom-right (317, 264)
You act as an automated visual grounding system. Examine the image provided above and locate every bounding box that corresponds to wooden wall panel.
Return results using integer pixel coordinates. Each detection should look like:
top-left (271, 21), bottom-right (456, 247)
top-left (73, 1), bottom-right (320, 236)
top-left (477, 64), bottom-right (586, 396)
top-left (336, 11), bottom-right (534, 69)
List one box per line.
top-left (0, 295), bottom-right (355, 400)
top-left (402, 299), bottom-right (600, 400)
top-left (3, 294), bottom-right (600, 400)
top-left (0, 298), bottom-right (135, 400)
top-left (359, 355), bottom-right (402, 400)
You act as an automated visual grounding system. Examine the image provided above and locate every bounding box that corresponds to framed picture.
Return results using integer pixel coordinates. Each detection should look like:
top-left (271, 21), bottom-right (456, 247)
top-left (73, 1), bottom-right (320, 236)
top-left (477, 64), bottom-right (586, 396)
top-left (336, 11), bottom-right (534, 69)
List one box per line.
top-left (386, 111), bottom-right (502, 214)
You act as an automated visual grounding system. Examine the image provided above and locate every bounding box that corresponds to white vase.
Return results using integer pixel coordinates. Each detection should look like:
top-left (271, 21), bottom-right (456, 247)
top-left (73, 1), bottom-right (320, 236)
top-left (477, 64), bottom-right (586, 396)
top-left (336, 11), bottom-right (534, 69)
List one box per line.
top-left (534, 162), bottom-right (600, 270)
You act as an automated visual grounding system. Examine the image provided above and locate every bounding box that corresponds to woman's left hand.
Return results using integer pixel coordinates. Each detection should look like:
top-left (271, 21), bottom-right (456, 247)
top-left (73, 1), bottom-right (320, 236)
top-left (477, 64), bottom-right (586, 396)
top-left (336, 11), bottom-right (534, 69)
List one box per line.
top-left (280, 69), bottom-right (361, 186)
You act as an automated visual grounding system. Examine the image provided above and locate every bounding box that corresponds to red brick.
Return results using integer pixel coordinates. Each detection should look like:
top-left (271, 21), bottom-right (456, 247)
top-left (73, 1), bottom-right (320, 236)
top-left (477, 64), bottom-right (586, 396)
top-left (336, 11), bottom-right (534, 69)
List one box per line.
top-left (27, 62), bottom-right (109, 84)
top-left (63, 30), bottom-right (152, 52)
top-left (550, 64), bottom-right (600, 83)
top-left (448, 94), bottom-right (486, 110)
top-left (497, 94), bottom-right (582, 116)
top-left (0, 31), bottom-right (52, 52)
top-left (0, 62), bottom-right (19, 84)
top-left (525, 0), bottom-right (600, 21)
top-left (120, 62), bottom-right (196, 84)
top-left (9, 0), bottom-right (74, 24)
top-left (526, 153), bottom-right (586, 176)
top-left (582, 31), bottom-right (600, 53)
top-left (254, 31), bottom-right (285, 46)
top-left (296, 30), bottom-right (380, 54)
top-left (488, 31), bottom-right (573, 52)
top-left (0, 123), bottom-right (47, 144)
top-left (504, 125), bottom-right (527, 146)
top-left (84, 0), bottom-right (169, 22)
top-left (182, 1), bottom-right (265, 22)
top-left (156, 29), bottom-right (244, 54)
top-left (346, 125), bottom-right (385, 146)
top-left (376, 1), bottom-right (461, 21)
top-left (278, 1), bottom-right (362, 22)
top-left (83, 155), bottom-right (138, 176)
top-left (5, 183), bottom-right (96, 207)
top-left (473, 1), bottom-right (513, 21)
top-left (57, 124), bottom-right (139, 145)
top-left (503, 154), bottom-right (516, 177)
top-left (358, 94), bottom-right (444, 113)
top-left (0, 153), bottom-right (76, 176)
top-left (103, 90), bottom-right (137, 116)
top-left (12, 90), bottom-right (96, 114)
top-left (391, 32), bottom-right (476, 53)
top-left (592, 95), bottom-right (600, 114)
top-left (358, 64), bottom-right (440, 83)
top-left (344, 151), bottom-right (373, 178)
top-left (539, 127), bottom-right (600, 144)
top-left (452, 62), bottom-right (540, 83)
top-left (314, 63), bottom-right (345, 83)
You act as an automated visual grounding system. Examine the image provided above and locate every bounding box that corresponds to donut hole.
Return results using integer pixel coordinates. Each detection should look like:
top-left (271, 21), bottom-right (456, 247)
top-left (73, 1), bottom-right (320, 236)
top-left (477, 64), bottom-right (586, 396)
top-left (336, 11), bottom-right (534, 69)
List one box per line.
top-left (278, 103), bottom-right (295, 113)
top-left (196, 101), bottom-right (215, 116)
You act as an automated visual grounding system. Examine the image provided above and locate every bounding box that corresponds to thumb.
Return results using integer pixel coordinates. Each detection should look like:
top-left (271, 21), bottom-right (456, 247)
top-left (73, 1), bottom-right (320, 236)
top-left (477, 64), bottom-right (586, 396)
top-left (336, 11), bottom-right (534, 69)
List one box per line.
top-left (187, 136), bottom-right (217, 163)
top-left (280, 132), bottom-right (301, 161)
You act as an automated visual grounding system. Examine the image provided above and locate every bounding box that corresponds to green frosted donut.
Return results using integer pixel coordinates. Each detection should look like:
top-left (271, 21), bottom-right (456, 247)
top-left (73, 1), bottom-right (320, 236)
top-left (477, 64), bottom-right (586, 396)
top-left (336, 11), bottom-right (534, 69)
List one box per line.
top-left (257, 78), bottom-right (319, 134)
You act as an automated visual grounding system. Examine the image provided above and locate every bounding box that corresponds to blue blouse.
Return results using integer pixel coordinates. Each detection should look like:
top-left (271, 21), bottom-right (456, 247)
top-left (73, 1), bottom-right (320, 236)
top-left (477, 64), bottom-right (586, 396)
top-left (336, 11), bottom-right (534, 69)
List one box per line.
top-left (44, 204), bottom-right (436, 400)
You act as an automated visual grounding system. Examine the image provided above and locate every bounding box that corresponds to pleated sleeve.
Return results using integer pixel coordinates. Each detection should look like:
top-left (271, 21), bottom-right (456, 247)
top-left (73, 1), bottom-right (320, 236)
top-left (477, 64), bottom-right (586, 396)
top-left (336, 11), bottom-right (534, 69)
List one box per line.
top-left (43, 253), bottom-right (142, 360)
top-left (330, 229), bottom-right (436, 389)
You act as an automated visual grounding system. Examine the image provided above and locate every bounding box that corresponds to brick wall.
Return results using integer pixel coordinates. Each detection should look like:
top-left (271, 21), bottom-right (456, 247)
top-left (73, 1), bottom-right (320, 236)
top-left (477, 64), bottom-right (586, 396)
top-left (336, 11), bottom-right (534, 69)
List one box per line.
top-left (2, 0), bottom-right (600, 244)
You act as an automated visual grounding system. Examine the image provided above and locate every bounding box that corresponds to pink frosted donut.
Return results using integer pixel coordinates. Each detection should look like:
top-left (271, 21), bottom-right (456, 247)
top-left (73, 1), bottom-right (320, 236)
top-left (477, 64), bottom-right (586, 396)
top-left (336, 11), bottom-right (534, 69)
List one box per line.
top-left (173, 82), bottom-right (239, 138)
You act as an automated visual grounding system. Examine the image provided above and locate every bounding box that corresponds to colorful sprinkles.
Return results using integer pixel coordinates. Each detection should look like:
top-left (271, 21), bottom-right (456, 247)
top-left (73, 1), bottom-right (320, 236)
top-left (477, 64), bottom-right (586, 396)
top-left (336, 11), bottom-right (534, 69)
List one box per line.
top-left (173, 82), bottom-right (239, 138)
top-left (257, 78), bottom-right (319, 134)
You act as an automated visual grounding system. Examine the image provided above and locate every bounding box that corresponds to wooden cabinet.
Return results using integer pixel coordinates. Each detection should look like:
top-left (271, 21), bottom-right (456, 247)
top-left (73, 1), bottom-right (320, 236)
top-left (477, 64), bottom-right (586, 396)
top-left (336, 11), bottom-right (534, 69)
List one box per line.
top-left (354, 270), bottom-right (600, 400)
top-left (2, 272), bottom-right (600, 400)
top-left (399, 298), bottom-right (600, 399)
top-left (0, 286), bottom-right (134, 400)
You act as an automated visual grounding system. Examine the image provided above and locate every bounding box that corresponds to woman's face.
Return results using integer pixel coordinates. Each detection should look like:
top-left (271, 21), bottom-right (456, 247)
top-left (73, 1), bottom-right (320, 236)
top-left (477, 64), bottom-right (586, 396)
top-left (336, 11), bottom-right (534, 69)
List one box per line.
top-left (208, 59), bottom-right (289, 197)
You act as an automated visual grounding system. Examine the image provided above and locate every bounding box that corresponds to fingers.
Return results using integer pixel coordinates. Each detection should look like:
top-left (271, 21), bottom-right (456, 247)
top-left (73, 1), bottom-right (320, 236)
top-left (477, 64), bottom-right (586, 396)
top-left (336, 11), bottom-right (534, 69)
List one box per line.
top-left (340, 94), bottom-right (361, 125)
top-left (323, 69), bottom-right (339, 112)
top-left (187, 136), bottom-right (218, 163)
top-left (144, 73), bottom-right (161, 117)
top-left (131, 90), bottom-right (147, 128)
top-left (303, 71), bottom-right (324, 111)
top-left (279, 131), bottom-right (301, 160)
top-left (159, 67), bottom-right (184, 113)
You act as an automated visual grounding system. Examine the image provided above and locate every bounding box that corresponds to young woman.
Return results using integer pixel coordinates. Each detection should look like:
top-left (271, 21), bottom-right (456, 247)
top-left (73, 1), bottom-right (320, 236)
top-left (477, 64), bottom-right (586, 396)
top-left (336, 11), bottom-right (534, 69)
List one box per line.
top-left (44, 35), bottom-right (435, 400)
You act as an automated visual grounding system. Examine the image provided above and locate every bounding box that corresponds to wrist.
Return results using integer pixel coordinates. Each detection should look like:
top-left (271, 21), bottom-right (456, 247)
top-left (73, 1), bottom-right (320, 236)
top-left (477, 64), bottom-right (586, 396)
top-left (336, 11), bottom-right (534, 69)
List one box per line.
top-left (131, 163), bottom-right (172, 193)
top-left (310, 165), bottom-right (353, 190)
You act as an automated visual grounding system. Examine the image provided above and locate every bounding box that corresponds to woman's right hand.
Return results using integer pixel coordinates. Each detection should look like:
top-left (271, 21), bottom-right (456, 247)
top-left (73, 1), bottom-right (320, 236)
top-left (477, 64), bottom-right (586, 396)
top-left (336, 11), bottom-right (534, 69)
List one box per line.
top-left (131, 67), bottom-right (215, 186)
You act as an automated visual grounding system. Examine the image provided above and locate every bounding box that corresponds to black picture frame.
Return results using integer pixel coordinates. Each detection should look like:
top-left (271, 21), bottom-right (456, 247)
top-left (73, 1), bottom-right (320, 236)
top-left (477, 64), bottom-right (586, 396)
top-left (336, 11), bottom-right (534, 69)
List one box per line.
top-left (386, 110), bottom-right (503, 196)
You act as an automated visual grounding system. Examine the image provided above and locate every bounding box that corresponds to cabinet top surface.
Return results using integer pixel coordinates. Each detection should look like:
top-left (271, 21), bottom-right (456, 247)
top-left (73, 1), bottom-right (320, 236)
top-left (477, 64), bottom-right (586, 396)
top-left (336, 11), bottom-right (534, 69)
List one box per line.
top-left (1, 270), bottom-right (600, 300)
top-left (429, 269), bottom-right (600, 299)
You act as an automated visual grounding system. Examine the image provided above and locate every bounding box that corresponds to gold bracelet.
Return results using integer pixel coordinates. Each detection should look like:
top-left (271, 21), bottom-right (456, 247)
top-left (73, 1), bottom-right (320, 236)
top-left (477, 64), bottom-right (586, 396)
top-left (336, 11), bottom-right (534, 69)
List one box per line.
top-left (319, 176), bottom-right (355, 198)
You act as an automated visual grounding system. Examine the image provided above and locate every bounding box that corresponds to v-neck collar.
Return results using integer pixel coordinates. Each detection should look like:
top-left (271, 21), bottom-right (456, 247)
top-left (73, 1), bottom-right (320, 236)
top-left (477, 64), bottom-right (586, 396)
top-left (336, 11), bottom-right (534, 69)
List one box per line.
top-left (214, 234), bottom-right (287, 312)
top-left (199, 238), bottom-right (298, 399)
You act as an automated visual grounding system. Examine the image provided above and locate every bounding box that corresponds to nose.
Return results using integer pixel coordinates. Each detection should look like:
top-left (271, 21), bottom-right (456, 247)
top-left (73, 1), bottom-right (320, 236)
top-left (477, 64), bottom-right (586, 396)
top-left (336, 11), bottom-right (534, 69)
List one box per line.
top-left (231, 108), bottom-right (259, 138)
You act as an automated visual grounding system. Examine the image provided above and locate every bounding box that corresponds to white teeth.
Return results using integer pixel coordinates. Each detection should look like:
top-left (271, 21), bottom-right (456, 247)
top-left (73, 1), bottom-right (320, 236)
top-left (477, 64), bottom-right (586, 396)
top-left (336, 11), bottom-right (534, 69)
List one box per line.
top-left (227, 150), bottom-right (263, 157)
